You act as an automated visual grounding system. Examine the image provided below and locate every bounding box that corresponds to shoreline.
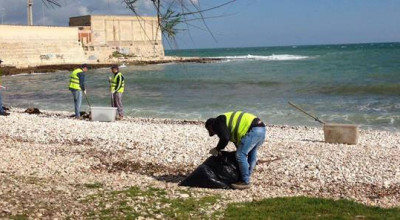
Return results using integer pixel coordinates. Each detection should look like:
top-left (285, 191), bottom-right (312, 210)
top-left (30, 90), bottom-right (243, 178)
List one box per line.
top-left (5, 106), bottom-right (400, 133)
top-left (0, 56), bottom-right (222, 76)
top-left (0, 108), bottom-right (399, 218)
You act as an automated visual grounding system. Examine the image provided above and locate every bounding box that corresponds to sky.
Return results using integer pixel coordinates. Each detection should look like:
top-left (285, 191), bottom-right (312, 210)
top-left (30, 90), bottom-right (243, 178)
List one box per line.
top-left (0, 0), bottom-right (399, 49)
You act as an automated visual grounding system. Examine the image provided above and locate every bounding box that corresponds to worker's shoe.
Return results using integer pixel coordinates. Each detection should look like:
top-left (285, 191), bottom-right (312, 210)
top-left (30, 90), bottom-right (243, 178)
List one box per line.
top-left (231, 181), bottom-right (251, 190)
top-left (116, 115), bottom-right (124, 121)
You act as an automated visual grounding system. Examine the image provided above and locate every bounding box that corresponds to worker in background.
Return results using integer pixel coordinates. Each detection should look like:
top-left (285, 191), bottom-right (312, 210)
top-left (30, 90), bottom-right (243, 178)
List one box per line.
top-left (205, 111), bottom-right (266, 190)
top-left (109, 65), bottom-right (125, 120)
top-left (68, 64), bottom-right (88, 118)
top-left (0, 59), bottom-right (9, 116)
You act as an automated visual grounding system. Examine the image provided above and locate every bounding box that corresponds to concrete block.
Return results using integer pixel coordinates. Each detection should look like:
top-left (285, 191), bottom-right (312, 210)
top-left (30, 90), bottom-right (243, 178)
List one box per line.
top-left (323, 123), bottom-right (359, 145)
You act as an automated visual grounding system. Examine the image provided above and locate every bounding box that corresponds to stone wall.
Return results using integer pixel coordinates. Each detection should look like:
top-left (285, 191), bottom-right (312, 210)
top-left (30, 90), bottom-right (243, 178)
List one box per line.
top-left (70, 15), bottom-right (164, 62)
top-left (0, 15), bottom-right (165, 68)
top-left (0, 25), bottom-right (87, 68)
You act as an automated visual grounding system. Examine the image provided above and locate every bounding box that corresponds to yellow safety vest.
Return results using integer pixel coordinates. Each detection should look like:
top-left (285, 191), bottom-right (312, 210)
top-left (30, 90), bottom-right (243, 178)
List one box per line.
top-left (69, 68), bottom-right (83, 90)
top-left (224, 111), bottom-right (257, 146)
top-left (111, 72), bottom-right (125, 93)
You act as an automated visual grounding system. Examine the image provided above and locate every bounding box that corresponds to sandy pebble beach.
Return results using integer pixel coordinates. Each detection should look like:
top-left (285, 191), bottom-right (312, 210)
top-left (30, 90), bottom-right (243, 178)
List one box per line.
top-left (0, 108), bottom-right (399, 217)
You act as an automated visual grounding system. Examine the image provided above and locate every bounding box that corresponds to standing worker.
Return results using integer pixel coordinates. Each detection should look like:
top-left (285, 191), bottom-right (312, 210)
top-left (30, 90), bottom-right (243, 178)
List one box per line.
top-left (205, 111), bottom-right (266, 189)
top-left (109, 65), bottom-right (125, 120)
top-left (69, 64), bottom-right (88, 118)
top-left (0, 59), bottom-right (9, 116)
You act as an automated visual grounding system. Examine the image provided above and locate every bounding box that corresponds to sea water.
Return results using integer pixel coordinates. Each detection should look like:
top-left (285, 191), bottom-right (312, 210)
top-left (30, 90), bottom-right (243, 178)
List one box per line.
top-left (2, 43), bottom-right (400, 130)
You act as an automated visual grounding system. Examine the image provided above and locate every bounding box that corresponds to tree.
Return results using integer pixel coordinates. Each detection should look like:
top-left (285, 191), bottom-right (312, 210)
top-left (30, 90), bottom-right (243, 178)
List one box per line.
top-left (42, 0), bottom-right (236, 44)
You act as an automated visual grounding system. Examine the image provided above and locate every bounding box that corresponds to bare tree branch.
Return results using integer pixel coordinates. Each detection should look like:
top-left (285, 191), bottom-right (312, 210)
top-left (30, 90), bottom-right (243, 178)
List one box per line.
top-left (42, 0), bottom-right (236, 45)
top-left (41, 0), bottom-right (61, 7)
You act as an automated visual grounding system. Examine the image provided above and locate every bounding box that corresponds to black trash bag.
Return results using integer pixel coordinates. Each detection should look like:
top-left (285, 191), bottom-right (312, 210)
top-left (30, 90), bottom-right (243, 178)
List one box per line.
top-left (179, 151), bottom-right (240, 189)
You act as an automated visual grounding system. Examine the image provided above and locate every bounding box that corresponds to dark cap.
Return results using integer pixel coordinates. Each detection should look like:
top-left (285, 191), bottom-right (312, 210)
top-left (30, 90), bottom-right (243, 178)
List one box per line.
top-left (111, 65), bottom-right (119, 70)
top-left (81, 64), bottom-right (89, 69)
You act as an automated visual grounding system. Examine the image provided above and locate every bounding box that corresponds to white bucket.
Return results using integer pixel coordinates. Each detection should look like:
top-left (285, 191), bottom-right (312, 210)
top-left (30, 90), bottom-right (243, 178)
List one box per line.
top-left (90, 107), bottom-right (117, 122)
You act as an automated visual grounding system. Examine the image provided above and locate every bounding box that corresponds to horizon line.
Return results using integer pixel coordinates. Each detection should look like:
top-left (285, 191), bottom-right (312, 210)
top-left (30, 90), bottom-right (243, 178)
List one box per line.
top-left (165, 41), bottom-right (400, 51)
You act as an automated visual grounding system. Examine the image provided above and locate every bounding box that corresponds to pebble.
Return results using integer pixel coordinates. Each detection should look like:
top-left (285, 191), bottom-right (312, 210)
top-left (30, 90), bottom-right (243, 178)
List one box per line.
top-left (179, 194), bottom-right (190, 198)
top-left (0, 108), bottom-right (399, 218)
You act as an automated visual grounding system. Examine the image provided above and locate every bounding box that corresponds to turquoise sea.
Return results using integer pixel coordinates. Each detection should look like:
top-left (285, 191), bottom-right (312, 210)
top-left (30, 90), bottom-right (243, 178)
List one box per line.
top-left (2, 43), bottom-right (400, 130)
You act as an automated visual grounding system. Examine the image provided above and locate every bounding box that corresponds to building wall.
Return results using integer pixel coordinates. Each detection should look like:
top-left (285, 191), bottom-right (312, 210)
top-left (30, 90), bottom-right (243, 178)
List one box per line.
top-left (0, 25), bottom-right (86, 68)
top-left (0, 15), bottom-right (165, 68)
top-left (70, 15), bottom-right (164, 61)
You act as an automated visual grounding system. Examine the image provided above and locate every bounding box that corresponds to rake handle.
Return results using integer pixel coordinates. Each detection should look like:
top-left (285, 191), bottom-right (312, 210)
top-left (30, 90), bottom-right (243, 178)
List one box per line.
top-left (288, 101), bottom-right (325, 124)
top-left (84, 92), bottom-right (91, 108)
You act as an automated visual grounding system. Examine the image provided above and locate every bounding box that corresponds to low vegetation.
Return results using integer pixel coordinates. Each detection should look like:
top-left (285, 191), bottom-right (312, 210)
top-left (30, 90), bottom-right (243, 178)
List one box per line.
top-left (83, 186), bottom-right (222, 219)
top-left (81, 186), bottom-right (400, 219)
top-left (225, 196), bottom-right (400, 219)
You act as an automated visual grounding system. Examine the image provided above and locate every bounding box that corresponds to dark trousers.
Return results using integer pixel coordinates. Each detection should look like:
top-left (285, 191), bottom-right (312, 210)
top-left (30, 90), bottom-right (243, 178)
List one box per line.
top-left (112, 92), bottom-right (124, 117)
top-left (0, 90), bottom-right (5, 114)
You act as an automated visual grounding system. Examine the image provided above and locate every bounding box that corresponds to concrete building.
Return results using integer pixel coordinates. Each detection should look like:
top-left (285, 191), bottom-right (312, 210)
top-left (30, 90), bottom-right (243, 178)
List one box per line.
top-left (69, 15), bottom-right (165, 62)
top-left (0, 15), bottom-right (164, 68)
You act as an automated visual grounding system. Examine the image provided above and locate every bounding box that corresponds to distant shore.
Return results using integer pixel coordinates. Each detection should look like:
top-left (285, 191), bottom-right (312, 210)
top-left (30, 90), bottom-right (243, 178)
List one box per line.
top-left (1, 56), bottom-right (221, 76)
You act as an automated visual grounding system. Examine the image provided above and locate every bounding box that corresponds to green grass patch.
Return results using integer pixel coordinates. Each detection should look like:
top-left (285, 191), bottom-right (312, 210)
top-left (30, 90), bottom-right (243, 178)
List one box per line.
top-left (224, 196), bottom-right (400, 220)
top-left (83, 186), bottom-right (221, 219)
top-left (161, 195), bottom-right (220, 219)
top-left (83, 182), bottom-right (103, 189)
top-left (10, 215), bottom-right (27, 220)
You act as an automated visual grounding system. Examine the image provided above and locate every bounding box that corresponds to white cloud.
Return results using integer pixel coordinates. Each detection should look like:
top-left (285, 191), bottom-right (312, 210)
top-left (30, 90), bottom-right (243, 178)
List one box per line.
top-left (77, 6), bottom-right (89, 15)
top-left (0, 0), bottom-right (197, 25)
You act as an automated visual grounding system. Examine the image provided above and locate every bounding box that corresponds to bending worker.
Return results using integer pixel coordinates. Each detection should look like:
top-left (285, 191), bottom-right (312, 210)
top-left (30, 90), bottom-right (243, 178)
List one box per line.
top-left (205, 111), bottom-right (266, 189)
top-left (109, 65), bottom-right (125, 120)
top-left (68, 64), bottom-right (88, 118)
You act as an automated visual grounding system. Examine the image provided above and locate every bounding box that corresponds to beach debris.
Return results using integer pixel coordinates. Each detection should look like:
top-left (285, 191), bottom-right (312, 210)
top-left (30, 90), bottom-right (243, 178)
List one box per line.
top-left (69, 111), bottom-right (91, 119)
top-left (81, 111), bottom-right (91, 119)
top-left (24, 108), bottom-right (41, 114)
top-left (257, 157), bottom-right (282, 165)
top-left (179, 151), bottom-right (240, 189)
top-left (91, 159), bottom-right (189, 183)
top-left (2, 106), bottom-right (11, 111)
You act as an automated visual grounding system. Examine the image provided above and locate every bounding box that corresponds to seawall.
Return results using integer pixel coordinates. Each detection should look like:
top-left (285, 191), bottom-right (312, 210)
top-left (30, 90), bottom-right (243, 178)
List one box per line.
top-left (0, 25), bottom-right (86, 68)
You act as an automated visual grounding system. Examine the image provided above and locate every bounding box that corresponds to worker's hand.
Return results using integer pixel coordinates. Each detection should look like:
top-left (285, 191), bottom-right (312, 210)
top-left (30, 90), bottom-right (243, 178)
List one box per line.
top-left (84, 90), bottom-right (87, 95)
top-left (111, 90), bottom-right (116, 94)
top-left (209, 148), bottom-right (220, 157)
